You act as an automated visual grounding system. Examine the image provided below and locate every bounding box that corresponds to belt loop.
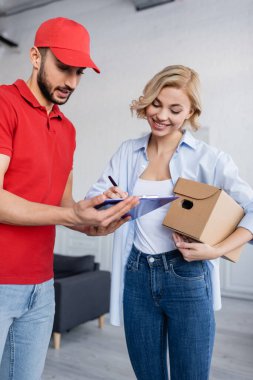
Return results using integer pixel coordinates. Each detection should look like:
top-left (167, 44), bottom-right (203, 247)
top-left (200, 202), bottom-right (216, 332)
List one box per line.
top-left (136, 250), bottom-right (141, 270)
top-left (162, 254), bottom-right (169, 273)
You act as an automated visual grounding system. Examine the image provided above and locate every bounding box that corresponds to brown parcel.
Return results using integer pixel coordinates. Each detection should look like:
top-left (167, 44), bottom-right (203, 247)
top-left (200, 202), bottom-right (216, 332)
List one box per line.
top-left (163, 178), bottom-right (245, 262)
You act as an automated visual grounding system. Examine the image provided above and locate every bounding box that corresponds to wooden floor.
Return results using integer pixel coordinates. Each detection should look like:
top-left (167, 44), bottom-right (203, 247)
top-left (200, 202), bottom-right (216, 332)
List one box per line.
top-left (43, 297), bottom-right (253, 380)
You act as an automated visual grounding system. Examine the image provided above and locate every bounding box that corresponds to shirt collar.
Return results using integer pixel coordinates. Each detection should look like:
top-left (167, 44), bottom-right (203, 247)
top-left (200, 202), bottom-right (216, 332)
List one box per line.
top-left (178, 130), bottom-right (198, 150)
top-left (14, 79), bottom-right (63, 119)
top-left (133, 129), bottom-right (198, 153)
top-left (133, 134), bottom-right (150, 152)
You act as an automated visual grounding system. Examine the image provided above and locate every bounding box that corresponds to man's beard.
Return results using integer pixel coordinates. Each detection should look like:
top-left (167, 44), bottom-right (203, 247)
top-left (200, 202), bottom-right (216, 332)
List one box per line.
top-left (37, 63), bottom-right (73, 105)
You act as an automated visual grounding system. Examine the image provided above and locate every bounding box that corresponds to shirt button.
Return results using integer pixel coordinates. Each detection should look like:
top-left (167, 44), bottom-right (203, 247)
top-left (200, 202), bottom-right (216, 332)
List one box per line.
top-left (149, 256), bottom-right (155, 263)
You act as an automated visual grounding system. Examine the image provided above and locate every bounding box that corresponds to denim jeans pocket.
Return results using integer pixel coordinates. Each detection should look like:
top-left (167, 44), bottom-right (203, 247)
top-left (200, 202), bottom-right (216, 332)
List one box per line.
top-left (170, 260), bottom-right (205, 281)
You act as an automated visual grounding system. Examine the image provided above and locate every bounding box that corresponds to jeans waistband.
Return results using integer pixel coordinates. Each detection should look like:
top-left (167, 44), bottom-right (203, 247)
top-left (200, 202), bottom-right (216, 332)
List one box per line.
top-left (129, 245), bottom-right (182, 269)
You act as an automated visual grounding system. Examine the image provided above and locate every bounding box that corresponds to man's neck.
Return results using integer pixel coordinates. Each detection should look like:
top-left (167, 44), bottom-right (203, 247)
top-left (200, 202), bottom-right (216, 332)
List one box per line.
top-left (26, 76), bottom-right (53, 114)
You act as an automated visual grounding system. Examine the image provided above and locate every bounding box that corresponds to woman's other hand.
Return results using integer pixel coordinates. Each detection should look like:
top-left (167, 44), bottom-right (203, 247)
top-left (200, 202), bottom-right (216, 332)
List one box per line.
top-left (172, 232), bottom-right (221, 261)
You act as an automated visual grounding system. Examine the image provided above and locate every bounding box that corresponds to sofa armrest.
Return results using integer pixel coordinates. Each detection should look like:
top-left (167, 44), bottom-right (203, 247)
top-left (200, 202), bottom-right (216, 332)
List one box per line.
top-left (53, 270), bottom-right (110, 333)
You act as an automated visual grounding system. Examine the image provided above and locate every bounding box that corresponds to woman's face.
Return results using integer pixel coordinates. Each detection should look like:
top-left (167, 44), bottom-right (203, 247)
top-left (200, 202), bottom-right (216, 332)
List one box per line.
top-left (146, 86), bottom-right (193, 137)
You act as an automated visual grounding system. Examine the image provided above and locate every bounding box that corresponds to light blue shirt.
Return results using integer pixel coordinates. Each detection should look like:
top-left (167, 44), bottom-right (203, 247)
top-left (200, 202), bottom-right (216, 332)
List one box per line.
top-left (87, 131), bottom-right (253, 326)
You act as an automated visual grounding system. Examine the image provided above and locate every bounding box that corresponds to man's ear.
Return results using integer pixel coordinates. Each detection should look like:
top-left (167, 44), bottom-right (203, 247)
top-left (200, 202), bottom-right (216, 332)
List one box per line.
top-left (30, 46), bottom-right (41, 70)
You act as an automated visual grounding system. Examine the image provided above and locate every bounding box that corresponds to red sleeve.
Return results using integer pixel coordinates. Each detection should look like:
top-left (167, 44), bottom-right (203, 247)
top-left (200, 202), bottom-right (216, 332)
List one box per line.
top-left (0, 90), bottom-right (17, 157)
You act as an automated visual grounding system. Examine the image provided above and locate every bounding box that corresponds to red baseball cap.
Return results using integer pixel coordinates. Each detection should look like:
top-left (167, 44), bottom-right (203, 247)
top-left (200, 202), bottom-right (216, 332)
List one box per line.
top-left (34, 17), bottom-right (100, 73)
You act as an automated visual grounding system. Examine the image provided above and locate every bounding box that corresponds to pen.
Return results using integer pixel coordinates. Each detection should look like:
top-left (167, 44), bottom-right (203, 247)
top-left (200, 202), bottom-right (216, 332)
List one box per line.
top-left (108, 176), bottom-right (118, 187)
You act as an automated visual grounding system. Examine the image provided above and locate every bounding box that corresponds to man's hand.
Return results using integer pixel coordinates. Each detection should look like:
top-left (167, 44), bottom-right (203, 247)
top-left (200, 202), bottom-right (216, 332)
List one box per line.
top-left (72, 194), bottom-right (139, 228)
top-left (81, 216), bottom-right (132, 236)
top-left (172, 232), bottom-right (221, 261)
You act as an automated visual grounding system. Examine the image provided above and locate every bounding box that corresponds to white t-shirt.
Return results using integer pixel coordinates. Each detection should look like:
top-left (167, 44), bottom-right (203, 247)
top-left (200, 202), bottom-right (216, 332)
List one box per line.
top-left (133, 178), bottom-right (176, 254)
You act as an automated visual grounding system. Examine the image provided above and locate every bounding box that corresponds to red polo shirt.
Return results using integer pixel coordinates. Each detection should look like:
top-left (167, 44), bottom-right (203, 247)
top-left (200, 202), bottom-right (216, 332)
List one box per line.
top-left (0, 80), bottom-right (76, 284)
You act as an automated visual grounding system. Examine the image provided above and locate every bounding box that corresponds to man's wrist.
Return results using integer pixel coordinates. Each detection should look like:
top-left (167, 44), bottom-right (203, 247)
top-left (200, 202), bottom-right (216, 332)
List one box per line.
top-left (60, 206), bottom-right (80, 227)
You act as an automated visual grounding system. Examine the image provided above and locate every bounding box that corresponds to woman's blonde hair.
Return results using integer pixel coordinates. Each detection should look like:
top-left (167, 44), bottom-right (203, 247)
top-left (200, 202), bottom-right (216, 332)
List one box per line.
top-left (130, 65), bottom-right (201, 131)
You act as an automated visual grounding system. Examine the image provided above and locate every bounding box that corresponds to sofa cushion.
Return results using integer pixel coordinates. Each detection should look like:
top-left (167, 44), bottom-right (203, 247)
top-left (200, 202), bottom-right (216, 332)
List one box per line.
top-left (54, 254), bottom-right (95, 279)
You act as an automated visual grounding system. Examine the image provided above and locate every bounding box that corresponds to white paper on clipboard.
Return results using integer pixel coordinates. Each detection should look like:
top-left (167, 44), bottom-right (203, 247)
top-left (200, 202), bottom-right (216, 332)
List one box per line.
top-left (95, 195), bottom-right (178, 220)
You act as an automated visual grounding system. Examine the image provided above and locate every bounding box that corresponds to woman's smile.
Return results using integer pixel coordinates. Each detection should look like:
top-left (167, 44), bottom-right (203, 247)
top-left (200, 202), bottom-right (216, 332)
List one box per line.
top-left (152, 118), bottom-right (171, 130)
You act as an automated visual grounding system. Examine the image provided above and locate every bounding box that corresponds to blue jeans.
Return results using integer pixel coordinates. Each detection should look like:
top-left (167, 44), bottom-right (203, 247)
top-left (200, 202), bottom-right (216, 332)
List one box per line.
top-left (123, 246), bottom-right (215, 380)
top-left (0, 279), bottom-right (55, 380)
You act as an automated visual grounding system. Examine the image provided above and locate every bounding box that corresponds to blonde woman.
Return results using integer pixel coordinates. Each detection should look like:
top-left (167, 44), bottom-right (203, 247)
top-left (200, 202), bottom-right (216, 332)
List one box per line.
top-left (87, 65), bottom-right (253, 380)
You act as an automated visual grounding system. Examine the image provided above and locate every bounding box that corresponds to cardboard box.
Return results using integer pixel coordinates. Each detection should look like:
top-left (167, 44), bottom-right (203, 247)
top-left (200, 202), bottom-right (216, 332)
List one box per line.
top-left (163, 178), bottom-right (245, 262)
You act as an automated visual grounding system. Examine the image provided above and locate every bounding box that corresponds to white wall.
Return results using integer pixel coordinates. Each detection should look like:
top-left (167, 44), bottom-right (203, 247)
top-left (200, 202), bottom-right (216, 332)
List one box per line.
top-left (0, 0), bottom-right (253, 297)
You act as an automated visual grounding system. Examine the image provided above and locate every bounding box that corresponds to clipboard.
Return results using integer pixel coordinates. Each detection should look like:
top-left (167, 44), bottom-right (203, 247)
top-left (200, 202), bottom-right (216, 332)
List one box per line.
top-left (95, 195), bottom-right (178, 220)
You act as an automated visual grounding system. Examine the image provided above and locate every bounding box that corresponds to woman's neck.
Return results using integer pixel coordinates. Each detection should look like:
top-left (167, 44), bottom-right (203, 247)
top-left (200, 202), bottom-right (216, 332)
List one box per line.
top-left (148, 130), bottom-right (183, 155)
